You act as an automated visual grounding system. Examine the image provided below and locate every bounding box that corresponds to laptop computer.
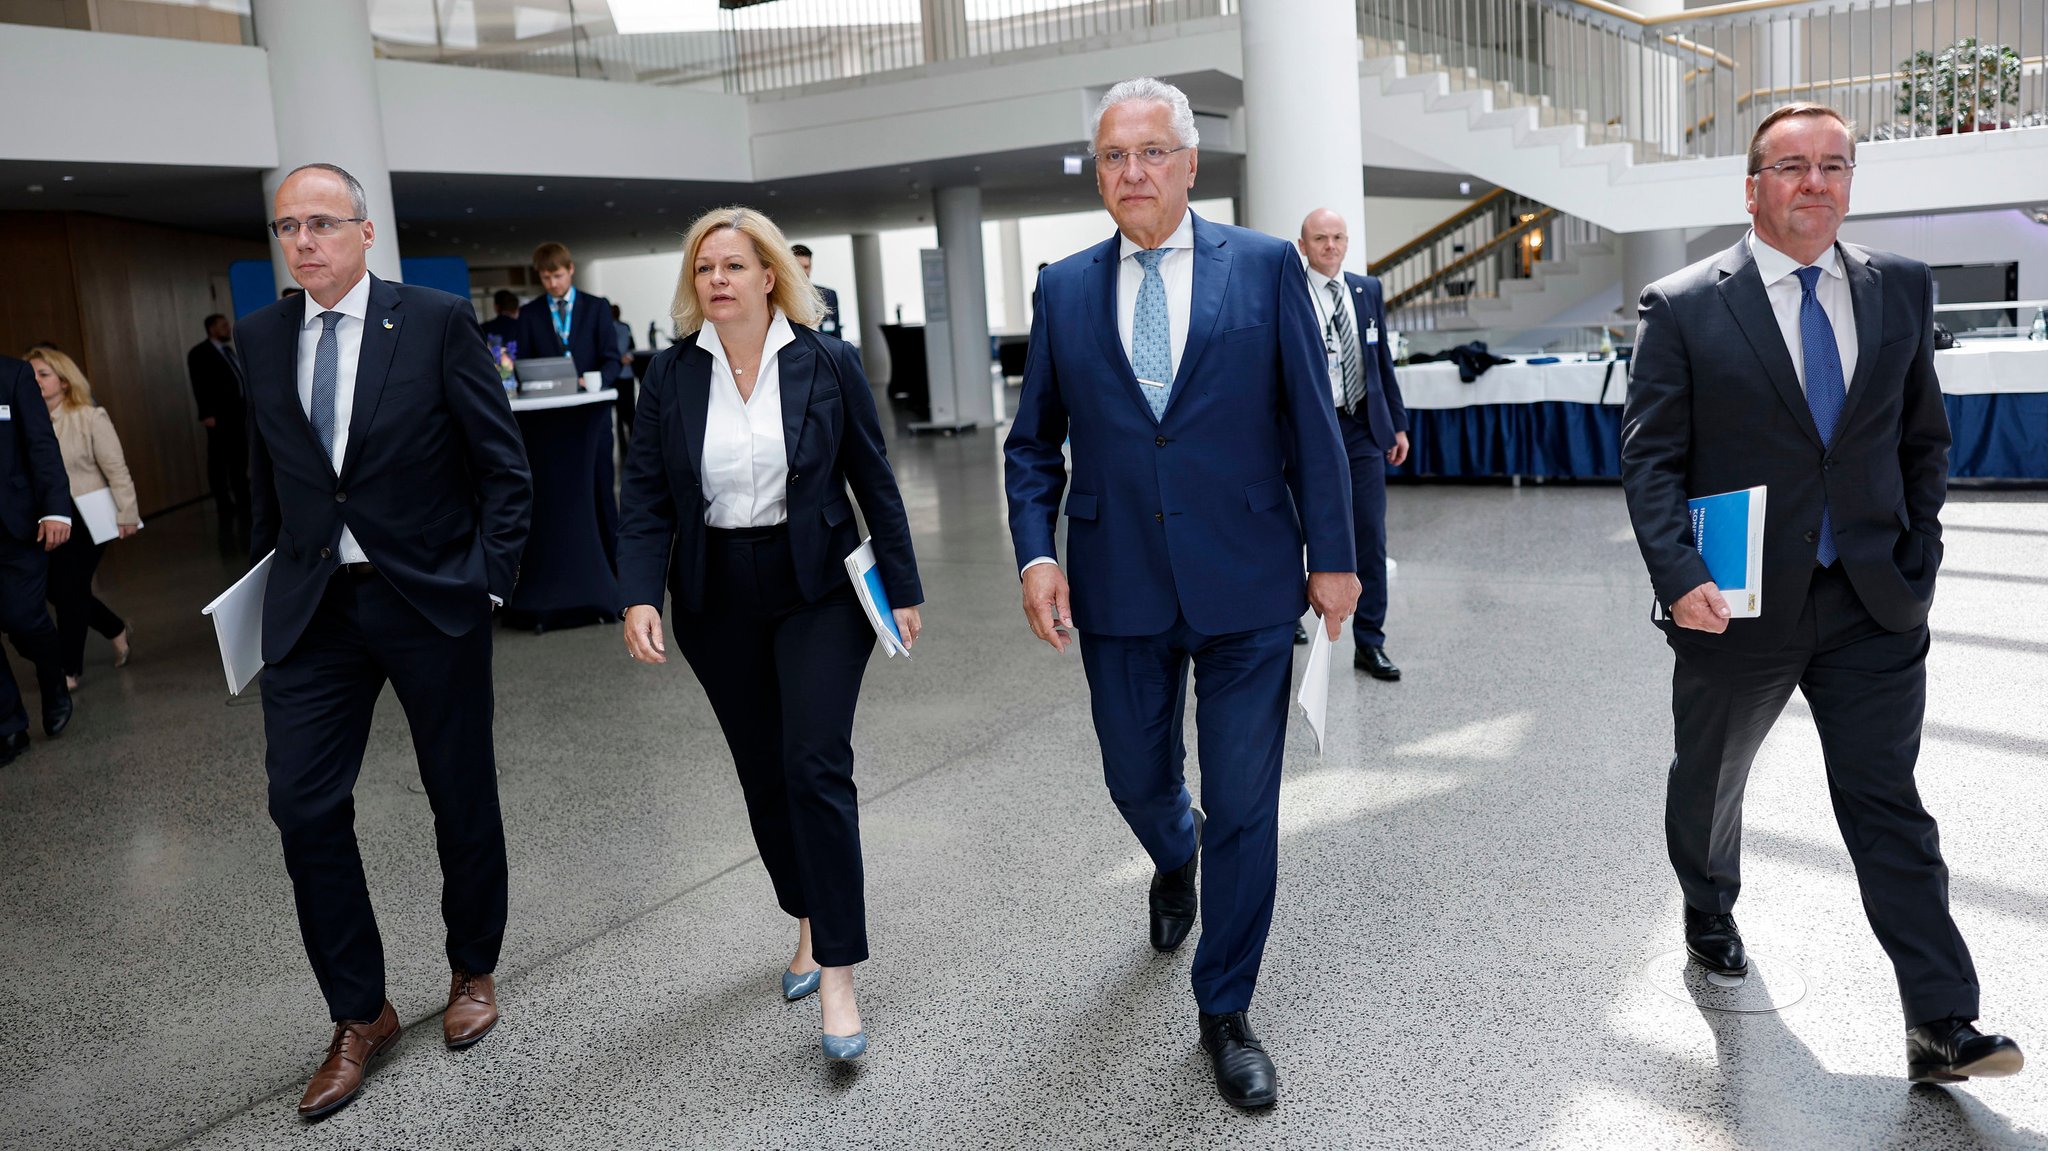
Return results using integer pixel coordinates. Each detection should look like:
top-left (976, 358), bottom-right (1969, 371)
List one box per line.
top-left (512, 356), bottom-right (579, 395)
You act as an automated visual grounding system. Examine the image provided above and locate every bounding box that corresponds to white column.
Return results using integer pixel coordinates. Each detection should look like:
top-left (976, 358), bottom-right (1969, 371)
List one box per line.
top-left (253, 0), bottom-right (402, 290)
top-left (1620, 229), bottom-right (1689, 321)
top-left (851, 232), bottom-right (891, 386)
top-left (1240, 0), bottom-right (1366, 265)
top-left (935, 185), bottom-right (994, 428)
top-left (998, 218), bottom-right (1026, 334)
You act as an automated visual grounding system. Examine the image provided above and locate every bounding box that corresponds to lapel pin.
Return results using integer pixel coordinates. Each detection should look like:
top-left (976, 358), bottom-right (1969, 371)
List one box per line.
top-left (382, 319), bottom-right (394, 329)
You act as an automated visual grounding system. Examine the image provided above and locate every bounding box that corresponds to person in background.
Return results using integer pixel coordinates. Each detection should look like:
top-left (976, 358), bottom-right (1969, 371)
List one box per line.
top-left (791, 244), bottom-right (843, 339)
top-left (186, 313), bottom-right (250, 526)
top-left (515, 242), bottom-right (622, 390)
top-left (0, 353), bottom-right (73, 768)
top-left (481, 290), bottom-right (522, 348)
top-left (27, 348), bottom-right (136, 690)
top-left (620, 206), bottom-right (922, 1064)
top-left (610, 302), bottom-right (637, 454)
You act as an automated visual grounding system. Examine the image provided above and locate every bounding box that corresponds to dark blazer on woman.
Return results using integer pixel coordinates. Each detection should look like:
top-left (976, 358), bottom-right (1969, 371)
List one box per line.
top-left (618, 323), bottom-right (920, 615)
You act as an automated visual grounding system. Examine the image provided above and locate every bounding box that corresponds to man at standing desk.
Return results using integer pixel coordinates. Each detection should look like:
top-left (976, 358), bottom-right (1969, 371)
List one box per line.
top-left (1297, 208), bottom-right (1410, 679)
top-left (515, 241), bottom-right (623, 389)
top-left (244, 163), bottom-right (533, 1118)
top-left (1005, 77), bottom-right (1356, 1110)
top-left (1621, 103), bottom-right (2022, 1084)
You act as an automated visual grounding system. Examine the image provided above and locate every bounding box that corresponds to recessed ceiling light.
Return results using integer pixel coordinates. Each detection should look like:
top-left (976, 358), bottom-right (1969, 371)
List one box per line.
top-left (26, 184), bottom-right (43, 194)
top-left (466, 207), bottom-right (475, 213)
top-left (61, 175), bottom-right (74, 182)
top-left (536, 184), bottom-right (546, 192)
top-left (603, 200), bottom-right (614, 208)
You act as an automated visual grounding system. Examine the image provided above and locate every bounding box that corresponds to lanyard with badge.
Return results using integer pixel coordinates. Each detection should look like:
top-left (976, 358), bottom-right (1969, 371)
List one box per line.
top-left (552, 286), bottom-right (577, 355)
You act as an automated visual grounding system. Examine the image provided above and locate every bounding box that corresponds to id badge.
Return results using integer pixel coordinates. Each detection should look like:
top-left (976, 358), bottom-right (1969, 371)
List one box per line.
top-left (1365, 321), bottom-right (1380, 346)
top-left (0, 404), bottom-right (11, 421)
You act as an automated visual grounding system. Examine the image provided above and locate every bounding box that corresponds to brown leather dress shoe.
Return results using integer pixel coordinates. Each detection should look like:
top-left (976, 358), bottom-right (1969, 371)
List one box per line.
top-left (297, 1000), bottom-right (400, 1120)
top-left (444, 971), bottom-right (500, 1049)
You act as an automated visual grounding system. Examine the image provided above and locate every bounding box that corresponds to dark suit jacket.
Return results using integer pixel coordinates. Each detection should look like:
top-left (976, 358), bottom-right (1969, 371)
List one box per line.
top-left (243, 275), bottom-right (534, 662)
top-left (516, 290), bottom-right (623, 386)
top-left (480, 313), bottom-right (521, 348)
top-left (186, 339), bottom-right (245, 425)
top-left (816, 286), bottom-right (844, 339)
top-left (618, 323), bottom-right (921, 615)
top-left (0, 356), bottom-right (71, 542)
top-left (1340, 272), bottom-right (1410, 448)
top-left (1004, 213), bottom-right (1352, 638)
top-left (1622, 238), bottom-right (1949, 655)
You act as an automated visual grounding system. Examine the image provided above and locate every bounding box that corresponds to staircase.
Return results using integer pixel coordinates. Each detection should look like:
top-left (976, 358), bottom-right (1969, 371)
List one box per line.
top-left (1373, 189), bottom-right (1620, 331)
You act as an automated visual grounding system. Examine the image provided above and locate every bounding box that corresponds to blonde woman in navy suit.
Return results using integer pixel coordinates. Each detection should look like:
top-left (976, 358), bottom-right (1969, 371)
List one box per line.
top-left (619, 207), bottom-right (923, 1061)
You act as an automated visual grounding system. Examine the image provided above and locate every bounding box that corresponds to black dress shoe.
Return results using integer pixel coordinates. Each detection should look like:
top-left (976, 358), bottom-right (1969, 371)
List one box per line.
top-left (1907, 1017), bottom-right (2024, 1084)
top-left (1200, 1011), bottom-right (1278, 1108)
top-left (1293, 622), bottom-right (1309, 645)
top-left (1149, 809), bottom-right (1203, 952)
top-left (1353, 645), bottom-right (1400, 680)
top-left (42, 690), bottom-right (72, 739)
top-left (1683, 904), bottom-right (1747, 977)
top-left (0, 730), bottom-right (27, 768)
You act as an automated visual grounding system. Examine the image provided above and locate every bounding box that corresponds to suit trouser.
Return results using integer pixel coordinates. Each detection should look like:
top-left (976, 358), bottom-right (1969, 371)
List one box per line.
top-left (47, 531), bottom-right (125, 678)
top-left (673, 525), bottom-right (876, 967)
top-left (0, 533), bottom-right (64, 738)
top-left (1079, 614), bottom-right (1293, 1015)
top-left (1665, 562), bottom-right (1978, 1026)
top-left (1338, 410), bottom-right (1390, 649)
top-left (205, 420), bottom-right (250, 517)
top-left (261, 569), bottom-right (508, 1022)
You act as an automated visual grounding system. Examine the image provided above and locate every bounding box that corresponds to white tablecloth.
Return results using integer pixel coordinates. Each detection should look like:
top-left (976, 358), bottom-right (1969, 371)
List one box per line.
top-left (508, 388), bottom-right (617, 412)
top-left (1933, 343), bottom-right (2048, 395)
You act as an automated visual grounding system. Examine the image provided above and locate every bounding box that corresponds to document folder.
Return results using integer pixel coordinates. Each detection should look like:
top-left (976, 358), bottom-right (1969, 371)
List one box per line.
top-left (201, 551), bottom-right (273, 695)
top-left (74, 487), bottom-right (139, 545)
top-left (1687, 485), bottom-right (1766, 618)
top-left (1295, 618), bottom-right (1333, 755)
top-left (844, 540), bottom-right (909, 659)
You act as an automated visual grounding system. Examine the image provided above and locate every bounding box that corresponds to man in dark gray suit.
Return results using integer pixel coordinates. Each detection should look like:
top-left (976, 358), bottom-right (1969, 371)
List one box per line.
top-left (1622, 103), bottom-right (2021, 1084)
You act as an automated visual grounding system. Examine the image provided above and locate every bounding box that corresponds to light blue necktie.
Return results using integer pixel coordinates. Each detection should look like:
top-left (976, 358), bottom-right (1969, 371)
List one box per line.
top-left (1795, 265), bottom-right (1846, 567)
top-left (1131, 248), bottom-right (1173, 421)
top-left (310, 310), bottom-right (341, 458)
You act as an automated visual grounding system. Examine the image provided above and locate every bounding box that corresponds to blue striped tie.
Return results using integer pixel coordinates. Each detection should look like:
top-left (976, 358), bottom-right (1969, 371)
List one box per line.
top-left (1795, 266), bottom-right (1845, 567)
top-left (311, 310), bottom-right (341, 457)
top-left (1131, 249), bottom-right (1172, 420)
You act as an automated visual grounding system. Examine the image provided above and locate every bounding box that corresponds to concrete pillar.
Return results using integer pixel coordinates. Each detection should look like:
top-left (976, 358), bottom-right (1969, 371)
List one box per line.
top-left (851, 232), bottom-right (891, 386)
top-left (920, 0), bottom-right (969, 64)
top-left (935, 185), bottom-right (995, 428)
top-left (1241, 0), bottom-right (1366, 266)
top-left (253, 0), bottom-right (402, 290)
top-left (998, 218), bottom-right (1026, 334)
top-left (1620, 229), bottom-right (1689, 321)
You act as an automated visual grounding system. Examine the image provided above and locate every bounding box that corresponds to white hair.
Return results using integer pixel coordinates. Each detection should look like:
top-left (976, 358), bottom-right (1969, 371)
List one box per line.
top-left (1091, 77), bottom-right (1200, 150)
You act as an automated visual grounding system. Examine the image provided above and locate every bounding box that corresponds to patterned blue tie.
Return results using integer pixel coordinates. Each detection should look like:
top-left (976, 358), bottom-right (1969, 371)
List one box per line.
top-left (1131, 248), bottom-right (1173, 421)
top-left (1795, 265), bottom-right (1846, 566)
top-left (310, 310), bottom-right (341, 458)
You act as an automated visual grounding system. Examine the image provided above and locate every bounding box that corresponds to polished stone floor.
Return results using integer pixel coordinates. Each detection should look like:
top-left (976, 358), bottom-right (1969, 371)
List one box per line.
top-left (3, 412), bottom-right (2046, 1150)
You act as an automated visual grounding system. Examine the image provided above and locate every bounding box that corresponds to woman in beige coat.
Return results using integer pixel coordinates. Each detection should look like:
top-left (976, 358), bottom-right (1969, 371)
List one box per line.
top-left (27, 348), bottom-right (136, 688)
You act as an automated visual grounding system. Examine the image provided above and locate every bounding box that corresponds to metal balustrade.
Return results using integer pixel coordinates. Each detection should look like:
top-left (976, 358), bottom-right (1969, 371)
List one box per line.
top-left (1374, 190), bottom-right (1611, 330)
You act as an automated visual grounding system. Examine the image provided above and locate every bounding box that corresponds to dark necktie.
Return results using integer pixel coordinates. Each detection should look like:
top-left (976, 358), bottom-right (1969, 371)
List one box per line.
top-left (1326, 280), bottom-right (1365, 411)
top-left (1794, 265), bottom-right (1846, 567)
top-left (310, 311), bottom-right (341, 458)
top-left (220, 342), bottom-right (245, 392)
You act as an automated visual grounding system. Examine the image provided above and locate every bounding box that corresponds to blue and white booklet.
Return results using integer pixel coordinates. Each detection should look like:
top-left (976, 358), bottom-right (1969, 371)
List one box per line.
top-left (1685, 484), bottom-right (1767, 618)
top-left (845, 539), bottom-right (910, 659)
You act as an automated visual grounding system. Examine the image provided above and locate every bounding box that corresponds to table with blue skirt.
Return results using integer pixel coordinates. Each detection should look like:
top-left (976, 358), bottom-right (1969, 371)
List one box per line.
top-left (1388, 344), bottom-right (2047, 480)
top-left (504, 388), bottom-right (619, 631)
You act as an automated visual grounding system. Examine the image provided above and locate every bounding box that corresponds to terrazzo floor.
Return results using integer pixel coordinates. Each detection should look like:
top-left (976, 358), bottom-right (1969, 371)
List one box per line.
top-left (3, 406), bottom-right (2045, 1150)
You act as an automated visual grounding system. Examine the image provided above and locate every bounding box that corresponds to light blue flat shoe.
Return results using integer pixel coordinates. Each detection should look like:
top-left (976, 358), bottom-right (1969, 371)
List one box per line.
top-left (782, 968), bottom-right (821, 1001)
top-left (821, 1031), bottom-right (868, 1061)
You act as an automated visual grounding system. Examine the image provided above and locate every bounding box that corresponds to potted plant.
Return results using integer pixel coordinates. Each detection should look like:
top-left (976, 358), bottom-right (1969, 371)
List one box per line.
top-left (1896, 38), bottom-right (2023, 133)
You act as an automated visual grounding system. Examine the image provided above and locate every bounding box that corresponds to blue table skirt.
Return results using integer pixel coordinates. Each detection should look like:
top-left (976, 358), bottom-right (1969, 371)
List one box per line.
top-left (1390, 395), bottom-right (2045, 479)
top-left (506, 402), bottom-right (619, 626)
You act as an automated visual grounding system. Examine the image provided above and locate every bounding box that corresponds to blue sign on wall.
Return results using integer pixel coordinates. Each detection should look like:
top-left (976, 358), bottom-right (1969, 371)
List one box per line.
top-left (225, 257), bottom-right (473, 319)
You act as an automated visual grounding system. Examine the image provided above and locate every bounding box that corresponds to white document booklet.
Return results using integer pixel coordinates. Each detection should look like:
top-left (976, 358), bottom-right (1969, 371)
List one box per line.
top-left (74, 487), bottom-right (140, 545)
top-left (202, 552), bottom-right (273, 695)
top-left (844, 540), bottom-right (910, 659)
top-left (1295, 618), bottom-right (1333, 755)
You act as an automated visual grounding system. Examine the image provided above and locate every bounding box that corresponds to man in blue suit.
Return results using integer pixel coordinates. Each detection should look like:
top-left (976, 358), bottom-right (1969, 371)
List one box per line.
top-left (791, 245), bottom-right (844, 339)
top-left (1004, 78), bottom-right (1358, 1110)
top-left (515, 241), bottom-right (624, 388)
top-left (0, 354), bottom-right (74, 767)
top-left (1299, 209), bottom-right (1410, 680)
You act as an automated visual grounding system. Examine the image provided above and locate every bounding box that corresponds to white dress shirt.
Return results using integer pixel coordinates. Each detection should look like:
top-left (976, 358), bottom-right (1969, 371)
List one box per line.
top-left (1305, 265), bottom-right (1368, 409)
top-left (297, 273), bottom-right (371, 563)
top-left (700, 311), bottom-right (797, 529)
top-left (1116, 209), bottom-right (1196, 385)
top-left (1749, 231), bottom-right (1859, 394)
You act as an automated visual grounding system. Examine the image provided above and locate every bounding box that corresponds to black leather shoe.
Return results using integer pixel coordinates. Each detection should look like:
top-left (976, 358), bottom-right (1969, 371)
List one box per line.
top-left (1293, 622), bottom-right (1309, 645)
top-left (1353, 645), bottom-right (1400, 680)
top-left (0, 730), bottom-right (27, 768)
top-left (1149, 809), bottom-right (1203, 952)
top-left (1908, 1017), bottom-right (2024, 1084)
top-left (41, 690), bottom-right (72, 739)
top-left (1200, 1011), bottom-right (1278, 1108)
top-left (1683, 904), bottom-right (1747, 977)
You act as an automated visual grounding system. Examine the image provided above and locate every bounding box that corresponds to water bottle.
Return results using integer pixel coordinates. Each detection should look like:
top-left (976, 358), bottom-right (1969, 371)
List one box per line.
top-left (2030, 306), bottom-right (2047, 341)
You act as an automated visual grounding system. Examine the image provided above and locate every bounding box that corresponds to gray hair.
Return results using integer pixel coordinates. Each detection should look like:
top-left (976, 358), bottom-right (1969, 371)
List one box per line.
top-left (283, 162), bottom-right (370, 218)
top-left (1091, 78), bottom-right (1200, 149)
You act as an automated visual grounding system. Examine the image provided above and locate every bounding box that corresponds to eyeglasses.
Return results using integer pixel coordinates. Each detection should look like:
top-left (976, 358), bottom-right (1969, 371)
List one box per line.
top-left (1091, 145), bottom-right (1191, 171)
top-left (268, 215), bottom-right (366, 239)
top-left (1748, 159), bottom-right (1856, 183)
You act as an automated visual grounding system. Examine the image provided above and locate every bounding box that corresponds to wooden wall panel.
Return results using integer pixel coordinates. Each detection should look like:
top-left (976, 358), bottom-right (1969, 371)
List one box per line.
top-left (1, 213), bottom-right (85, 360)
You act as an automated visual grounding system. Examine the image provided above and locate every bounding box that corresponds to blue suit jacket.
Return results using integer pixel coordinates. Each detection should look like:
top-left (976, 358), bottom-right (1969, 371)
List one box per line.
top-left (1004, 214), bottom-right (1353, 638)
top-left (244, 275), bottom-right (534, 662)
top-left (0, 356), bottom-right (71, 542)
top-left (1340, 271), bottom-right (1410, 449)
top-left (516, 290), bottom-right (623, 386)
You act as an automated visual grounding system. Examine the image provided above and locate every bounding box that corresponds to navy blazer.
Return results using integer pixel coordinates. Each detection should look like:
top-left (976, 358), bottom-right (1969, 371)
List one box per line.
top-left (816, 286), bottom-right (844, 339)
top-left (1004, 213), bottom-right (1353, 638)
top-left (0, 356), bottom-right (71, 542)
top-left (243, 275), bottom-right (534, 662)
top-left (618, 322), bottom-right (921, 615)
top-left (516, 290), bottom-right (623, 386)
top-left (1340, 271), bottom-right (1410, 448)
top-left (1623, 239), bottom-right (1950, 653)
top-left (186, 339), bottom-right (246, 426)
